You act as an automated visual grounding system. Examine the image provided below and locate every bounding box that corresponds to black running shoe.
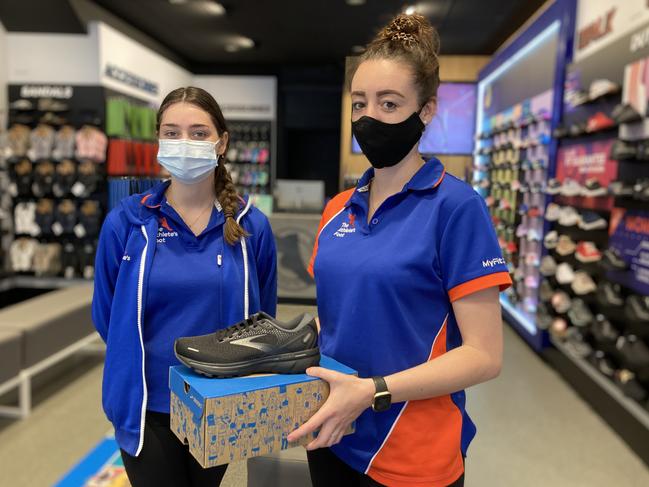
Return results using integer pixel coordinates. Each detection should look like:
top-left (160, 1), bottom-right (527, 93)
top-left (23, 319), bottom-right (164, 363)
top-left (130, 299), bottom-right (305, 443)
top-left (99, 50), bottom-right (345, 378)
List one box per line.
top-left (611, 104), bottom-right (642, 124)
top-left (610, 140), bottom-right (637, 160)
top-left (600, 248), bottom-right (628, 271)
top-left (175, 312), bottom-right (320, 377)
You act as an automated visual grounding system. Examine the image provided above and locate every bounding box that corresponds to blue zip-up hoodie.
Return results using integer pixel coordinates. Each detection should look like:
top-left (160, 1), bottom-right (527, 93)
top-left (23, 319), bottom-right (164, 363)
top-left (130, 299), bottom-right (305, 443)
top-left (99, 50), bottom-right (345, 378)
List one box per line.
top-left (91, 181), bottom-right (277, 457)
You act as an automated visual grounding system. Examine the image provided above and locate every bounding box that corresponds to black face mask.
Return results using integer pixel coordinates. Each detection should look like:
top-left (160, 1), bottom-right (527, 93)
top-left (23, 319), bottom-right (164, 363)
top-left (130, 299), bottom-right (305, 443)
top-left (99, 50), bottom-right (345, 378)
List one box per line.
top-left (352, 111), bottom-right (425, 169)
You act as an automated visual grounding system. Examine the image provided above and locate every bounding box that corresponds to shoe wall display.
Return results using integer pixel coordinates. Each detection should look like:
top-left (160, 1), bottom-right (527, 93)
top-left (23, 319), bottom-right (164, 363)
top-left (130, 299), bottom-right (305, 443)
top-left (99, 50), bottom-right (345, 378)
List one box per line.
top-left (1, 92), bottom-right (108, 282)
top-left (473, 89), bottom-right (555, 320)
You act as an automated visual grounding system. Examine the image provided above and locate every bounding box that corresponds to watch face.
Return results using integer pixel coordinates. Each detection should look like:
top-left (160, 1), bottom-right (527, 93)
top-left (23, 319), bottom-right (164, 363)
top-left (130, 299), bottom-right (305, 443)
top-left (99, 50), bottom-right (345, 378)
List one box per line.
top-left (373, 393), bottom-right (391, 412)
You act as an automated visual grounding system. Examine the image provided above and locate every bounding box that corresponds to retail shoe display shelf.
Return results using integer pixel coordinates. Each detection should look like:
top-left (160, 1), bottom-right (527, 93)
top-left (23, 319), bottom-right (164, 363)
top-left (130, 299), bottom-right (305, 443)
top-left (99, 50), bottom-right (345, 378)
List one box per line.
top-left (473, 90), bottom-right (557, 348)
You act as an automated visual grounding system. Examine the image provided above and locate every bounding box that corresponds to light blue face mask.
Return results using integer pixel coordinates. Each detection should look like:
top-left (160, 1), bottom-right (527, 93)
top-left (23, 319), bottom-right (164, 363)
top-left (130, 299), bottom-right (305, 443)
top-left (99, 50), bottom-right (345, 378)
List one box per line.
top-left (157, 138), bottom-right (220, 184)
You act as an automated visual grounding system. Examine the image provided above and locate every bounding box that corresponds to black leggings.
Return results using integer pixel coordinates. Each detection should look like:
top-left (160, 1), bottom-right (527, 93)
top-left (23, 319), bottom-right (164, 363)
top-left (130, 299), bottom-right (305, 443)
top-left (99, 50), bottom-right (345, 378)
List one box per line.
top-left (307, 447), bottom-right (464, 487)
top-left (120, 411), bottom-right (228, 487)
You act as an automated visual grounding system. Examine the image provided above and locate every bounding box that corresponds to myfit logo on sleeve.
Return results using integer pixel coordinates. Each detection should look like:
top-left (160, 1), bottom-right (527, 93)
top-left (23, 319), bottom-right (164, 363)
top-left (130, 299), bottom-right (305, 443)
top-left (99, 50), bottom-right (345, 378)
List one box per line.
top-left (482, 257), bottom-right (506, 268)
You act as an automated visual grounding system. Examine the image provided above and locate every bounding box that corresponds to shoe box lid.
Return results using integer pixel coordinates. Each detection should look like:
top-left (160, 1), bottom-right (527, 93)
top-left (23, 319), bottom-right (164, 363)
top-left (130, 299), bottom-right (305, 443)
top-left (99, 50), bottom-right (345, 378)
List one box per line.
top-left (169, 355), bottom-right (357, 419)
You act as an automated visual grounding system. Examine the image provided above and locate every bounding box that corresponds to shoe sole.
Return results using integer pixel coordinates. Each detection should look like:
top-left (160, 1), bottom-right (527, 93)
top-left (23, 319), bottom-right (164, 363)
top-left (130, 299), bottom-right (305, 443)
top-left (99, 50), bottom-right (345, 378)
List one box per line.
top-left (575, 253), bottom-right (602, 263)
top-left (175, 347), bottom-right (322, 378)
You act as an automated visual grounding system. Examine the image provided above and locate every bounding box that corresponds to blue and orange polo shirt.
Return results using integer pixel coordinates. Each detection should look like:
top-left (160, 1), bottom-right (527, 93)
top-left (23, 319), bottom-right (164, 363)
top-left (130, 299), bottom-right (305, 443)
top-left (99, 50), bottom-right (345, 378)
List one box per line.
top-left (308, 157), bottom-right (511, 486)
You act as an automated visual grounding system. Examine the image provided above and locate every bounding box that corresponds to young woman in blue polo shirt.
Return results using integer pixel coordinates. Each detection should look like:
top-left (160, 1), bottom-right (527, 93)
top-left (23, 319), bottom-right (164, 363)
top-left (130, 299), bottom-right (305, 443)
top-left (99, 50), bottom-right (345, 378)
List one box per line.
top-left (92, 87), bottom-right (277, 487)
top-left (289, 14), bottom-right (511, 487)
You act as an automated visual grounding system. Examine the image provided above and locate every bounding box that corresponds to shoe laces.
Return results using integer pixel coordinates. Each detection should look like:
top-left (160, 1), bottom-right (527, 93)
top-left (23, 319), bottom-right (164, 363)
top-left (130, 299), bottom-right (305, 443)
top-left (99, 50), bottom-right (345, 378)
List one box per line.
top-left (215, 315), bottom-right (262, 341)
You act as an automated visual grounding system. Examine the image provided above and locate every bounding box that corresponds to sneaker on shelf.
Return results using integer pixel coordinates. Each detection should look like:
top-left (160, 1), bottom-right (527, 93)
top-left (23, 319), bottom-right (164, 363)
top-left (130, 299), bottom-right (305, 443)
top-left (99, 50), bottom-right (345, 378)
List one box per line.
top-left (560, 179), bottom-right (584, 198)
top-left (614, 369), bottom-right (648, 402)
top-left (550, 317), bottom-right (569, 338)
top-left (609, 140), bottom-right (637, 160)
top-left (514, 266), bottom-right (525, 282)
top-left (525, 252), bottom-right (540, 266)
top-left (545, 203), bottom-right (562, 222)
top-left (506, 241), bottom-right (518, 254)
top-left (592, 314), bottom-right (620, 345)
top-left (625, 295), bottom-right (649, 323)
top-left (540, 255), bottom-right (558, 277)
top-left (569, 122), bottom-right (588, 137)
top-left (567, 89), bottom-right (591, 108)
top-left (575, 241), bottom-right (602, 263)
top-left (609, 181), bottom-right (634, 197)
top-left (558, 206), bottom-right (581, 226)
top-left (589, 79), bottom-right (621, 100)
top-left (563, 327), bottom-right (594, 358)
top-left (540, 279), bottom-right (554, 302)
top-left (554, 126), bottom-right (570, 139)
top-left (600, 247), bottom-right (628, 270)
top-left (544, 230), bottom-right (559, 249)
top-left (571, 271), bottom-right (597, 296)
top-left (556, 235), bottom-right (577, 256)
top-left (611, 103), bottom-right (642, 124)
top-left (551, 290), bottom-right (571, 314)
top-left (527, 206), bottom-right (543, 218)
top-left (485, 196), bottom-right (495, 207)
top-left (511, 179), bottom-right (522, 191)
top-left (545, 178), bottom-right (562, 195)
top-left (527, 228), bottom-right (542, 242)
top-left (515, 223), bottom-right (528, 238)
top-left (633, 179), bottom-right (649, 201)
top-left (581, 179), bottom-right (608, 197)
top-left (591, 351), bottom-right (616, 378)
top-left (174, 312), bottom-right (320, 377)
top-left (524, 274), bottom-right (540, 289)
top-left (636, 141), bottom-right (649, 161)
top-left (10, 99), bottom-right (34, 110)
top-left (567, 298), bottom-right (594, 327)
top-left (587, 112), bottom-right (616, 133)
top-left (596, 282), bottom-right (625, 308)
top-left (616, 334), bottom-right (649, 375)
top-left (578, 211), bottom-right (608, 231)
top-left (556, 262), bottom-right (576, 285)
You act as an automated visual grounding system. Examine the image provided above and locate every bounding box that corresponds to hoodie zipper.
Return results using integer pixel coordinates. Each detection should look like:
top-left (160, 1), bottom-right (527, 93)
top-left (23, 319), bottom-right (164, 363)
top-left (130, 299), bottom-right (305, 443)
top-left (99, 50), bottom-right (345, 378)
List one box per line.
top-left (135, 225), bottom-right (149, 456)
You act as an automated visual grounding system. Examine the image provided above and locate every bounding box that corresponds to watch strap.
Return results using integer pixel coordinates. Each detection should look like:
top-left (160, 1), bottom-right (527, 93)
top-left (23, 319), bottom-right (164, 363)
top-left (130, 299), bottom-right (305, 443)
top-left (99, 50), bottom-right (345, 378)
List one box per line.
top-left (372, 376), bottom-right (388, 394)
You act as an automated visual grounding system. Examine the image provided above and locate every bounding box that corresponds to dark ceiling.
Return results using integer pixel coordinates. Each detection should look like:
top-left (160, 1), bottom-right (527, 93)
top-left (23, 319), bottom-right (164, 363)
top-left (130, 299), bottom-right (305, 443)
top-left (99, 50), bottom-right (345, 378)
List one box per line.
top-left (0, 0), bottom-right (546, 71)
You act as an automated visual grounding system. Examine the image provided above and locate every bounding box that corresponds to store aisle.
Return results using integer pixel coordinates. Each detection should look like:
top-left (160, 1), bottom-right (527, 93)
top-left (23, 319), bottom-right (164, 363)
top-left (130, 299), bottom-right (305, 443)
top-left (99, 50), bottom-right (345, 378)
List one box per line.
top-left (0, 304), bottom-right (647, 487)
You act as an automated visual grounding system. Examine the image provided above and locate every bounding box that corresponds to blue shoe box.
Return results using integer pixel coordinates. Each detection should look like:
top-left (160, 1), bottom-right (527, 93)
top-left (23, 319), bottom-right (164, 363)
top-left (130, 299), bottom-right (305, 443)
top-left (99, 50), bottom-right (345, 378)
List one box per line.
top-left (169, 355), bottom-right (356, 468)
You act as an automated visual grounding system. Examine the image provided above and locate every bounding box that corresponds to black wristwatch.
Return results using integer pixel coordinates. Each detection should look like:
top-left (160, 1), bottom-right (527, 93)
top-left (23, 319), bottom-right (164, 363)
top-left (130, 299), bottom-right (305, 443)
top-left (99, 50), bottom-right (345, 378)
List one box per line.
top-left (371, 376), bottom-right (392, 412)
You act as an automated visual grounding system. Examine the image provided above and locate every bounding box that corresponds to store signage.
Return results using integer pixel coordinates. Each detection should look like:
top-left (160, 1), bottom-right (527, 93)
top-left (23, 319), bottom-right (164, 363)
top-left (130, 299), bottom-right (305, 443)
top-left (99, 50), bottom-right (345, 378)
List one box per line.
top-left (220, 103), bottom-right (272, 116)
top-left (578, 7), bottom-right (616, 51)
top-left (609, 208), bottom-right (649, 296)
top-left (104, 64), bottom-right (159, 95)
top-left (556, 138), bottom-right (618, 211)
top-left (575, 0), bottom-right (649, 61)
top-left (19, 85), bottom-right (73, 99)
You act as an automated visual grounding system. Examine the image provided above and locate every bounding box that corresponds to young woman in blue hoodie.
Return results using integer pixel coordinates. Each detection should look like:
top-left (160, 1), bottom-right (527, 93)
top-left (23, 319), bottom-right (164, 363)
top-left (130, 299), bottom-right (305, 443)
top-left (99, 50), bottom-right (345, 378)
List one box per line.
top-left (92, 87), bottom-right (277, 487)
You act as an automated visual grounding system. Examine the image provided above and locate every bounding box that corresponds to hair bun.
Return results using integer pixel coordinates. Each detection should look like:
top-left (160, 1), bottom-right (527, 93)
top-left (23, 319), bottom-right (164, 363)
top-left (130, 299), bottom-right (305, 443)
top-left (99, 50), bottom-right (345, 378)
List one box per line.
top-left (381, 13), bottom-right (440, 55)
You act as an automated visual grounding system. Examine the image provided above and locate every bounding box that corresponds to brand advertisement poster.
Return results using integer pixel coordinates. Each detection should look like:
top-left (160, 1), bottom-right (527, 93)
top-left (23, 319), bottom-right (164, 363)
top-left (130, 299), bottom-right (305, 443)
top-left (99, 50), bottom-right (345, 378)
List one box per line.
top-left (609, 208), bottom-right (649, 296)
top-left (555, 138), bottom-right (618, 211)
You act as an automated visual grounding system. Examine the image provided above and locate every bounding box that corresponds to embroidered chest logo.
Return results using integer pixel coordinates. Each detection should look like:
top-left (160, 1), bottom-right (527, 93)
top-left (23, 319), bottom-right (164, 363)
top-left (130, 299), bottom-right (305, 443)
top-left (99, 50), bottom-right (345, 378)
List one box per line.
top-left (157, 217), bottom-right (179, 244)
top-left (334, 213), bottom-right (356, 238)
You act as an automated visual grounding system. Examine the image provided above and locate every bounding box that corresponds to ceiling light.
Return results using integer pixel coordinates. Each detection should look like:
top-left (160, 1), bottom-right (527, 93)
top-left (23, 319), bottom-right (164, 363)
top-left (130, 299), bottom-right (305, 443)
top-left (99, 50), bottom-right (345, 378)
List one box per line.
top-left (405, 6), bottom-right (417, 15)
top-left (203, 1), bottom-right (226, 15)
top-left (224, 35), bottom-right (255, 52)
top-left (351, 45), bottom-right (365, 54)
top-left (168, 0), bottom-right (187, 4)
top-left (346, 0), bottom-right (366, 5)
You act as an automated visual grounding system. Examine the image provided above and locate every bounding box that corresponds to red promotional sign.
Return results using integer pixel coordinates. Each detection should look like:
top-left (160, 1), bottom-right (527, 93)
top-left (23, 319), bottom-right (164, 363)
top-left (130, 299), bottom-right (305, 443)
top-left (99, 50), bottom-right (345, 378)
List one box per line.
top-left (555, 138), bottom-right (619, 210)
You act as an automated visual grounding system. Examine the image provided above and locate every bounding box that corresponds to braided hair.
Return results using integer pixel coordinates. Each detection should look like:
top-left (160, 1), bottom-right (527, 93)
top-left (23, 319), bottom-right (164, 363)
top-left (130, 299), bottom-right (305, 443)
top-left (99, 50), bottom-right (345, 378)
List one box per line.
top-left (157, 86), bottom-right (249, 245)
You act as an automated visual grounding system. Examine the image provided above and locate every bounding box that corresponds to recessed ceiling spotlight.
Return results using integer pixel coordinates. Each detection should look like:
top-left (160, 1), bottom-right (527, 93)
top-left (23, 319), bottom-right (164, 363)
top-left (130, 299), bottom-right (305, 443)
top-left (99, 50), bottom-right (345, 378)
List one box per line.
top-left (346, 0), bottom-right (366, 5)
top-left (203, 1), bottom-right (226, 15)
top-left (224, 35), bottom-right (255, 52)
top-left (405, 5), bottom-right (417, 15)
top-left (168, 0), bottom-right (188, 4)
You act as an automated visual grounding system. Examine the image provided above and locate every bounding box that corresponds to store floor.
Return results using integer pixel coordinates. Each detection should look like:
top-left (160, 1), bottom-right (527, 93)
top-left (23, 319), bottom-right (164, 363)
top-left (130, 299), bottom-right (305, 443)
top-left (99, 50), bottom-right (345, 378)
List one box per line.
top-left (0, 304), bottom-right (648, 487)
